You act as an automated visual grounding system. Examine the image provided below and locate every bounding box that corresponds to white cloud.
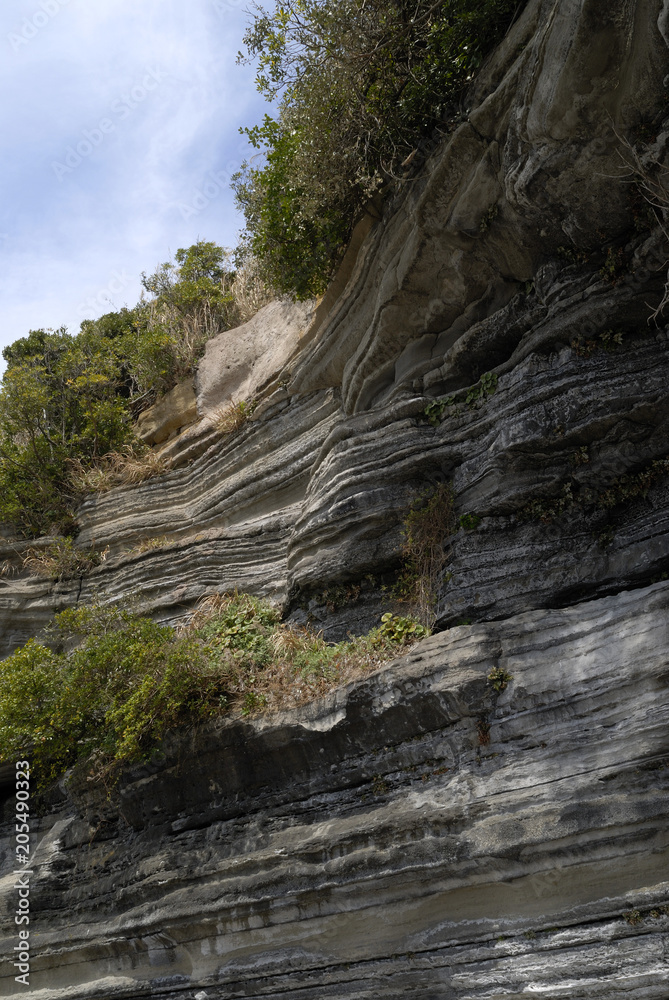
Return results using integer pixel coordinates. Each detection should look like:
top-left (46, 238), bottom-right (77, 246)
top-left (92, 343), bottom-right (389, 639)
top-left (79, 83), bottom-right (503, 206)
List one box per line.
top-left (0, 0), bottom-right (270, 370)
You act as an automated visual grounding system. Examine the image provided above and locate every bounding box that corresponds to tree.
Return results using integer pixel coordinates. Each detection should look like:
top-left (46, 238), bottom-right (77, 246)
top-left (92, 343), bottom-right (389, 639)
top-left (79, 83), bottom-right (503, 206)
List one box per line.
top-left (132, 240), bottom-right (240, 395)
top-left (0, 241), bottom-right (241, 536)
top-left (234, 0), bottom-right (525, 297)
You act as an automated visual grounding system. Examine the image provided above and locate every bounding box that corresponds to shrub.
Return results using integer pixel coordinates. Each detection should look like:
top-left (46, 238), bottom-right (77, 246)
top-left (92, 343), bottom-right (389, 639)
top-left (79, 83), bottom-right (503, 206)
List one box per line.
top-left (0, 605), bottom-right (220, 786)
top-left (213, 399), bottom-right (257, 435)
top-left (0, 326), bottom-right (135, 536)
top-left (132, 241), bottom-right (241, 396)
top-left (234, 0), bottom-right (527, 297)
top-left (21, 537), bottom-right (106, 580)
top-left (0, 592), bottom-right (429, 787)
top-left (0, 241), bottom-right (252, 537)
top-left (394, 483), bottom-right (456, 625)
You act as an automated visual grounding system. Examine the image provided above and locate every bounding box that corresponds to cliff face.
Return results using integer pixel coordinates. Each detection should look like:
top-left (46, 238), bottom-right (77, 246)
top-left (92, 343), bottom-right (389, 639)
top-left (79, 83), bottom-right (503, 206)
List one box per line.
top-left (1, 0), bottom-right (669, 996)
top-left (1, 582), bottom-right (668, 999)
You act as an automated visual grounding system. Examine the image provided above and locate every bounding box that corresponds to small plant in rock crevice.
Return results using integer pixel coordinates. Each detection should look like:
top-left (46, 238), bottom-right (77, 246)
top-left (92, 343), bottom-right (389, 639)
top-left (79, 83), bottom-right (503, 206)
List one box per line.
top-left (488, 666), bottom-right (513, 692)
top-left (22, 537), bottom-right (107, 580)
top-left (466, 371), bottom-right (498, 407)
top-left (571, 328), bottom-right (625, 358)
top-left (519, 457), bottom-right (669, 525)
top-left (570, 446), bottom-right (590, 467)
top-left (393, 483), bottom-right (456, 627)
top-left (213, 398), bottom-right (257, 435)
top-left (556, 245), bottom-right (592, 266)
top-left (599, 245), bottom-right (628, 284)
top-left (477, 717), bottom-right (491, 745)
top-left (423, 397), bottom-right (455, 427)
top-left (377, 612), bottom-right (429, 644)
top-left (128, 536), bottom-right (171, 557)
top-left (479, 203), bottom-right (499, 234)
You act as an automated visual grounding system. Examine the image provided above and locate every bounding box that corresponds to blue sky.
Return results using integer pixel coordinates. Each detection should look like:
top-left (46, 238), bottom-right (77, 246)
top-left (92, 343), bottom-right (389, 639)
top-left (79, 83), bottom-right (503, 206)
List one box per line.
top-left (0, 0), bottom-right (271, 372)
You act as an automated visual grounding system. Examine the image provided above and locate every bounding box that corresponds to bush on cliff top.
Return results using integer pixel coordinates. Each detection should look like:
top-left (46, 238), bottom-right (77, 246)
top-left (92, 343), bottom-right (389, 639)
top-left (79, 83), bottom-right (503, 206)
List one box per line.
top-left (0, 592), bottom-right (428, 787)
top-left (0, 241), bottom-right (263, 538)
top-left (233, 0), bottom-right (525, 298)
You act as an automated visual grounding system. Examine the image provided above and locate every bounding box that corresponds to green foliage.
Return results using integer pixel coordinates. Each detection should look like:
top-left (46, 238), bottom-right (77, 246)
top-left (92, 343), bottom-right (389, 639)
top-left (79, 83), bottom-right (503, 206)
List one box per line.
top-left (0, 241), bottom-right (245, 537)
top-left (599, 246), bottom-right (627, 284)
top-left (570, 445), bottom-right (590, 467)
top-left (234, 0), bottom-right (525, 297)
top-left (134, 241), bottom-right (240, 395)
top-left (466, 370), bottom-right (498, 407)
top-left (0, 604), bottom-right (219, 786)
top-left (0, 592), bottom-right (429, 786)
top-left (378, 612), bottom-right (429, 644)
top-left (459, 513), bottom-right (481, 531)
top-left (233, 120), bottom-right (351, 299)
top-left (479, 203), bottom-right (499, 233)
top-left (423, 396), bottom-right (456, 426)
top-left (520, 482), bottom-right (575, 523)
top-left (197, 592), bottom-right (281, 669)
top-left (571, 328), bottom-right (624, 358)
top-left (0, 326), bottom-right (134, 536)
top-left (520, 458), bottom-right (669, 524)
top-left (487, 666), bottom-right (512, 692)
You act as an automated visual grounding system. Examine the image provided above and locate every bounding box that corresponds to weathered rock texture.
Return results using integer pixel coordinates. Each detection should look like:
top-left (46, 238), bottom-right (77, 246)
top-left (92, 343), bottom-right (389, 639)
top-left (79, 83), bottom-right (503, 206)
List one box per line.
top-left (1, 582), bottom-right (668, 998)
top-left (1, 0), bottom-right (668, 651)
top-left (1, 0), bottom-right (669, 995)
top-left (136, 380), bottom-right (198, 447)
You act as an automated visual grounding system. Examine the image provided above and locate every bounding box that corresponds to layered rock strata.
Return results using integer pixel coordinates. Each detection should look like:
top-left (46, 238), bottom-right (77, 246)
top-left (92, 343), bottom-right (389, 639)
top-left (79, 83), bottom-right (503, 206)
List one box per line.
top-left (0, 0), bottom-right (668, 995)
top-left (1, 0), bottom-right (667, 654)
top-left (1, 582), bottom-right (668, 998)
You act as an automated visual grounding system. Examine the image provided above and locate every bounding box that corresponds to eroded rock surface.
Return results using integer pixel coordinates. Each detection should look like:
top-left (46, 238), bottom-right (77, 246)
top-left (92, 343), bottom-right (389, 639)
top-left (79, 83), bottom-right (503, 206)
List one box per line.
top-left (1, 583), bottom-right (668, 998)
top-left (1, 0), bottom-right (667, 651)
top-left (0, 0), bottom-right (668, 995)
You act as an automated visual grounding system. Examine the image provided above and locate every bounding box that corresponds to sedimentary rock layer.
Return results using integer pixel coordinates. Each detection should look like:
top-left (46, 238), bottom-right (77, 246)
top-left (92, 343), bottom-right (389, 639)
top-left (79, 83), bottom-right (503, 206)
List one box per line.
top-left (1, 0), bottom-right (667, 655)
top-left (1, 582), bottom-right (667, 998)
top-left (0, 2), bottom-right (668, 995)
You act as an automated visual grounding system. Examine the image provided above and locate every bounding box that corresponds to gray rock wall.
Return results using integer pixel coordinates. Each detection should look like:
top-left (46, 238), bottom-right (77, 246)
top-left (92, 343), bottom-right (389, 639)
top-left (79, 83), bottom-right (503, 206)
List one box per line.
top-left (1, 0), bottom-right (667, 651)
top-left (1, 0), bottom-right (669, 995)
top-left (1, 582), bottom-right (668, 998)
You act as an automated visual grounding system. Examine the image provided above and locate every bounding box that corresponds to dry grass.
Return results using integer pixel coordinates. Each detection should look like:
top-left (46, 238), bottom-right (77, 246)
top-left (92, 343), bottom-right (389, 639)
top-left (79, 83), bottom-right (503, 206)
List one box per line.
top-left (394, 483), bottom-right (457, 627)
top-left (613, 129), bottom-right (669, 322)
top-left (229, 257), bottom-right (275, 325)
top-left (183, 591), bottom-right (427, 717)
top-left (68, 447), bottom-right (167, 494)
top-left (233, 630), bottom-right (401, 715)
top-left (22, 538), bottom-right (108, 580)
top-left (127, 535), bottom-right (171, 556)
top-left (212, 398), bottom-right (257, 436)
